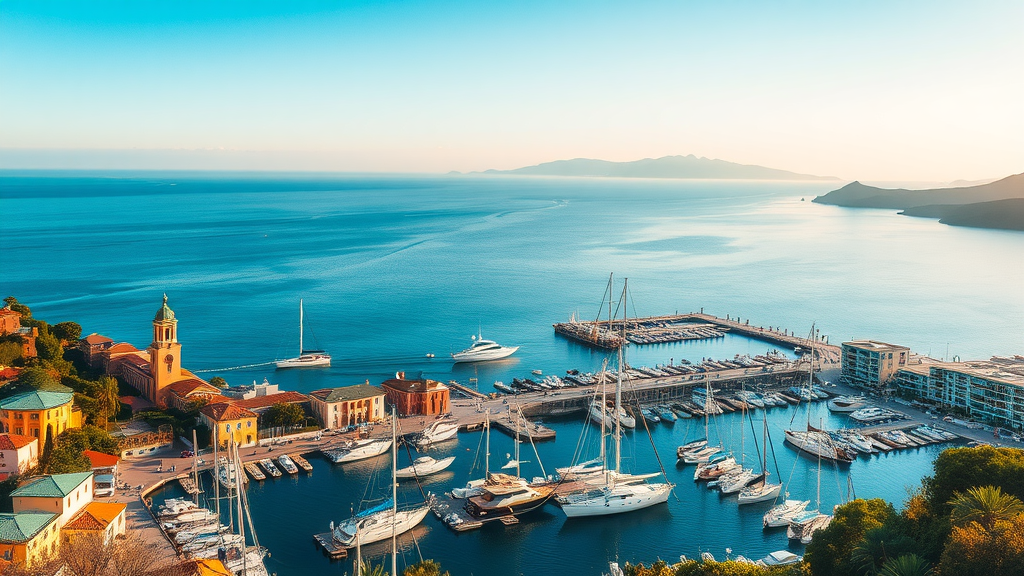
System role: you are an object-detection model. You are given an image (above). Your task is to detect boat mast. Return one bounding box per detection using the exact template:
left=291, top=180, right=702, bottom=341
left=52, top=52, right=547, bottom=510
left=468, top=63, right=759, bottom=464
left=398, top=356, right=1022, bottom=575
left=299, top=299, right=304, bottom=355
left=391, top=406, right=398, bottom=576
left=806, top=322, right=815, bottom=430
left=233, top=442, right=248, bottom=575
left=484, top=409, right=490, bottom=479
left=191, top=429, right=199, bottom=505
left=762, top=417, right=768, bottom=476
left=213, top=425, right=221, bottom=518
left=514, top=412, right=521, bottom=478
left=614, top=278, right=627, bottom=478
left=600, top=366, right=607, bottom=482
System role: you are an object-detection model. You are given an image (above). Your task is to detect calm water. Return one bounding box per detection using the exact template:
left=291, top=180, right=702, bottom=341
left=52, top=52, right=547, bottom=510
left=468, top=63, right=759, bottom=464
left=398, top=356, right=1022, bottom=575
left=2, top=172, right=1023, bottom=574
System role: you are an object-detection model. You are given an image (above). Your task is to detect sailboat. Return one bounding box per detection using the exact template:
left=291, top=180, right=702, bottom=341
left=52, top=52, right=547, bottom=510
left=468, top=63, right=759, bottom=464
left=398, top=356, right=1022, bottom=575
left=738, top=417, right=783, bottom=504
left=558, top=278, right=674, bottom=517
left=678, top=382, right=718, bottom=464
left=330, top=408, right=430, bottom=548
left=787, top=418, right=833, bottom=543
left=276, top=299, right=331, bottom=368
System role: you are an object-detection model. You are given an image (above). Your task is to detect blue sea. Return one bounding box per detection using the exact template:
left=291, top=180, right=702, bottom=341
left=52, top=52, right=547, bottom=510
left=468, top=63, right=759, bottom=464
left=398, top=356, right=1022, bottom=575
left=2, top=171, right=1023, bottom=575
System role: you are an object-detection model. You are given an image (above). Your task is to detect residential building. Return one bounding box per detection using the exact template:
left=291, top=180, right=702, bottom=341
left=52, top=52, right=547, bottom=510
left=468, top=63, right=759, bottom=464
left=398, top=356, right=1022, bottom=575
left=222, top=378, right=279, bottom=400
left=228, top=391, right=308, bottom=417
left=0, top=512, right=60, bottom=568
left=12, top=472, right=94, bottom=528
left=0, top=308, right=19, bottom=336
left=309, top=384, right=386, bottom=429
left=62, top=501, right=127, bottom=545
left=0, top=434, right=39, bottom=479
left=112, top=295, right=214, bottom=408
left=896, top=355, right=1024, bottom=430
left=83, top=450, right=119, bottom=497
left=0, top=390, right=82, bottom=442
left=78, top=333, right=114, bottom=367
left=199, top=403, right=258, bottom=448
left=166, top=379, right=224, bottom=411
left=841, top=340, right=910, bottom=389
left=380, top=372, right=450, bottom=417
left=0, top=309, right=38, bottom=360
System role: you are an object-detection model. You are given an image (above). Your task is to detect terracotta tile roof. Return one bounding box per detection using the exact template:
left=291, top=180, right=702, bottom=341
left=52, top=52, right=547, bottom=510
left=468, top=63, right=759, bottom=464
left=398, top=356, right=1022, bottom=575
left=119, top=396, right=155, bottom=411
left=310, top=385, right=385, bottom=403
left=0, top=309, right=20, bottom=318
left=83, top=334, right=113, bottom=345
left=381, top=377, right=448, bottom=394
left=64, top=502, right=125, bottom=532
left=106, top=343, right=140, bottom=354
left=229, top=391, right=308, bottom=411
left=83, top=450, right=119, bottom=468
left=167, top=379, right=219, bottom=397
left=200, top=402, right=257, bottom=422
left=0, top=434, right=37, bottom=451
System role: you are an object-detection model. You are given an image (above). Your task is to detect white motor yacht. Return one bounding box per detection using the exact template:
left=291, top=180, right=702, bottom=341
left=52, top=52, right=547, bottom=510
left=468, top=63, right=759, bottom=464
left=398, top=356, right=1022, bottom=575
left=827, top=395, right=868, bottom=413
left=323, top=438, right=393, bottom=464
left=395, top=456, right=456, bottom=478
left=415, top=420, right=460, bottom=447
left=451, top=333, right=519, bottom=363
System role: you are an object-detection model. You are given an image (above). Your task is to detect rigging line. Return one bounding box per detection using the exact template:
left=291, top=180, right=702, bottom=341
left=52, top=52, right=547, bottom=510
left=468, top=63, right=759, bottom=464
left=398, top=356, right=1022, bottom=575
left=567, top=384, right=601, bottom=469
left=396, top=418, right=428, bottom=502
left=622, top=368, right=675, bottom=500
left=514, top=400, right=546, bottom=478
left=765, top=419, right=784, bottom=500
left=466, top=418, right=486, bottom=477
left=747, top=408, right=763, bottom=470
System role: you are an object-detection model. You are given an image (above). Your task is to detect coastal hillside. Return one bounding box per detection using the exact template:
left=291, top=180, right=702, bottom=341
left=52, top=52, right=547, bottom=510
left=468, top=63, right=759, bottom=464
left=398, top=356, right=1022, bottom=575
left=474, top=154, right=837, bottom=181
left=901, top=198, right=1024, bottom=232
left=812, top=172, right=1024, bottom=209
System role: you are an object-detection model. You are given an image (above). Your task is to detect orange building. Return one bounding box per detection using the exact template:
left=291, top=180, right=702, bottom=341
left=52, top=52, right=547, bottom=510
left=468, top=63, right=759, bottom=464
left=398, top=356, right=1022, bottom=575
left=380, top=372, right=450, bottom=416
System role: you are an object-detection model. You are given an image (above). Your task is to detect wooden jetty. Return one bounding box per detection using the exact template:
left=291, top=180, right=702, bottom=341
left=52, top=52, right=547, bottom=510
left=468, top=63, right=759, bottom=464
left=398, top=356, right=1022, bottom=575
left=178, top=476, right=200, bottom=495
left=491, top=417, right=556, bottom=442
left=447, top=381, right=487, bottom=400
left=291, top=454, right=313, bottom=472
left=243, top=462, right=266, bottom=481
left=313, top=532, right=347, bottom=559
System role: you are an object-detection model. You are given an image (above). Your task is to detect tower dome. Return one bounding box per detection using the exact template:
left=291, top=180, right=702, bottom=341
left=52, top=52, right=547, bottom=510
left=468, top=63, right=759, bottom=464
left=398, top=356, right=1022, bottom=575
left=154, top=294, right=176, bottom=322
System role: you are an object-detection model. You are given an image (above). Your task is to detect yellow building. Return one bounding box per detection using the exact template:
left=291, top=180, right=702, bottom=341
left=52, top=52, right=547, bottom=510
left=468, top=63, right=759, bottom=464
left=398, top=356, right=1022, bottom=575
left=0, top=511, right=61, bottom=568
left=12, top=472, right=94, bottom=528
left=309, top=384, right=386, bottom=429
left=62, top=501, right=127, bottom=546
left=0, top=390, right=82, bottom=443
left=118, top=295, right=212, bottom=408
left=199, top=403, right=258, bottom=448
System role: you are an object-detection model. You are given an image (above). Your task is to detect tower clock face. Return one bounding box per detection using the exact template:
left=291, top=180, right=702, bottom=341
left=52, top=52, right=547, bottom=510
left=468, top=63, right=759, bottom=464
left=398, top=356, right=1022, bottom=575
left=164, top=354, right=174, bottom=364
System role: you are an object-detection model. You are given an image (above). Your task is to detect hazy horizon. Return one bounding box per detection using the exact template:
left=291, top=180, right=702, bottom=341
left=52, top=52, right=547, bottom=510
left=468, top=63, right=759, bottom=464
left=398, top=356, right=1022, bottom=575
left=2, top=1, right=1022, bottom=181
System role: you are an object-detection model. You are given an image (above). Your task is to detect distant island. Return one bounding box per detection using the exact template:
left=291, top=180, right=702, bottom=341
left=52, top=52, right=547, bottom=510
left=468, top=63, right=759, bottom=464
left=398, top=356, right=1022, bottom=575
left=812, top=172, right=1024, bottom=232
left=461, top=154, right=838, bottom=181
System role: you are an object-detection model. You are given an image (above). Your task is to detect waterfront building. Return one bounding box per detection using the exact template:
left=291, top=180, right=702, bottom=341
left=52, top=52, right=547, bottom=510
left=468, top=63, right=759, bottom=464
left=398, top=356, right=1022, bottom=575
left=0, top=390, right=82, bottom=442
left=12, top=472, right=94, bottom=528
left=166, top=379, right=224, bottom=411
left=0, top=434, right=38, bottom=479
left=0, top=511, right=60, bottom=568
left=227, top=391, right=308, bottom=417
left=309, top=384, right=386, bottom=429
left=0, top=307, right=37, bottom=359
left=199, top=403, right=258, bottom=448
left=222, top=378, right=280, bottom=400
left=111, top=295, right=214, bottom=408
left=896, top=355, right=1024, bottom=430
left=62, top=501, right=127, bottom=545
left=78, top=333, right=114, bottom=367
left=381, top=372, right=450, bottom=417
left=841, top=340, right=910, bottom=389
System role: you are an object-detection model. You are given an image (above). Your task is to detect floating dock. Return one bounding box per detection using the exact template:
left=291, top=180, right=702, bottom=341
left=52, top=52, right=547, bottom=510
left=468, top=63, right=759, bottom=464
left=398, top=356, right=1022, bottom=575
left=313, top=532, right=348, bottom=559
left=291, top=454, right=313, bottom=472
left=178, top=476, right=200, bottom=495
left=491, top=416, right=556, bottom=442
left=243, top=462, right=266, bottom=481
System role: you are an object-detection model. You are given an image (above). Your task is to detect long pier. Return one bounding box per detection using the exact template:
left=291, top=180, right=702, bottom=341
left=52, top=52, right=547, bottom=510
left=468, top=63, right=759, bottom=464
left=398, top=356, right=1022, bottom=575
left=554, top=311, right=840, bottom=361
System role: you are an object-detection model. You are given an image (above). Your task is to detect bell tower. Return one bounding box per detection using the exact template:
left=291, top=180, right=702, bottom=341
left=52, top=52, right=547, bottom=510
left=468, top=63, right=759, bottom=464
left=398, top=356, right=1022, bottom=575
left=150, top=294, right=182, bottom=401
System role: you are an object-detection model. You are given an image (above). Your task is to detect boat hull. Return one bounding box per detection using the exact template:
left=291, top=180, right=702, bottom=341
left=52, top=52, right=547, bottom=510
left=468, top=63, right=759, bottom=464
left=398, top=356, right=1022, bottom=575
left=324, top=439, right=393, bottom=463
left=275, top=354, right=331, bottom=368
left=451, top=346, right=520, bottom=363
left=333, top=506, right=430, bottom=548
left=561, top=483, right=673, bottom=517
left=395, top=456, right=456, bottom=478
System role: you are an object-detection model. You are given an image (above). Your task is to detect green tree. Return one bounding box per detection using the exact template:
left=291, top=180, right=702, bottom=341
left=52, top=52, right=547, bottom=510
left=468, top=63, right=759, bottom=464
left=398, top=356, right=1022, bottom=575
left=849, top=524, right=918, bottom=576
left=263, top=402, right=305, bottom=428
left=208, top=376, right=228, bottom=389
left=949, top=485, right=1024, bottom=530
left=403, top=560, right=449, bottom=576
left=47, top=442, right=91, bottom=474
left=805, top=498, right=895, bottom=576
left=0, top=341, right=21, bottom=366
left=877, top=555, right=931, bottom=576
left=34, top=328, right=63, bottom=361
left=923, top=446, right=1024, bottom=516
left=74, top=393, right=100, bottom=424
left=94, top=375, right=122, bottom=427
left=51, top=321, right=82, bottom=343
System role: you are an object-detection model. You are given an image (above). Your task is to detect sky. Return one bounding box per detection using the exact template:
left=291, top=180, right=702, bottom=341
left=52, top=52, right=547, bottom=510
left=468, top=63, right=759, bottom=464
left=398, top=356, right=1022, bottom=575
left=1, top=0, right=1022, bottom=181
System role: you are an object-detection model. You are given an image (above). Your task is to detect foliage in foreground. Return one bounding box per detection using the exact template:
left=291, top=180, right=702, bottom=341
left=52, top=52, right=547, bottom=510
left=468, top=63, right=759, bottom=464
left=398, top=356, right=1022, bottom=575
left=625, top=559, right=804, bottom=576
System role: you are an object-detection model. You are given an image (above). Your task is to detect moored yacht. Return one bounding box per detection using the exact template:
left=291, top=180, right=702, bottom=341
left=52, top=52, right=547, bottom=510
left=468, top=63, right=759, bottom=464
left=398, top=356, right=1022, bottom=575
left=451, top=332, right=519, bottom=363
left=827, top=395, right=868, bottom=413
left=323, top=438, right=393, bottom=463
left=276, top=299, right=331, bottom=368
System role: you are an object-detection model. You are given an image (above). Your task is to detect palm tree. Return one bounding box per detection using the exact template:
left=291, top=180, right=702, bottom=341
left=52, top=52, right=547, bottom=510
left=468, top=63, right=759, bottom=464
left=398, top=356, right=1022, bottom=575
left=850, top=525, right=917, bottom=575
left=402, top=560, right=448, bottom=576
left=95, top=376, right=121, bottom=428
left=949, top=485, right=1024, bottom=530
left=878, top=554, right=932, bottom=576
left=359, top=562, right=389, bottom=576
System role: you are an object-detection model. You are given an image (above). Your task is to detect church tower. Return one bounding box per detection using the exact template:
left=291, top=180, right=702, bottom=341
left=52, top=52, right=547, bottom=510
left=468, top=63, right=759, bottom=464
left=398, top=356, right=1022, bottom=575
left=150, top=294, right=182, bottom=403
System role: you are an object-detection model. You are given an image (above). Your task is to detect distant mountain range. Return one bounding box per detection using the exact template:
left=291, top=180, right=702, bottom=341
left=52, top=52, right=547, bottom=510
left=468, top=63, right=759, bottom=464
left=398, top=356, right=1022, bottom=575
left=813, top=172, right=1024, bottom=232
left=464, top=155, right=837, bottom=181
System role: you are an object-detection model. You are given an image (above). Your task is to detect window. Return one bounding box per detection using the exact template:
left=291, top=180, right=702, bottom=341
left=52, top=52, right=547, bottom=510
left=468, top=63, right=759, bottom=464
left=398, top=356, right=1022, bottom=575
left=236, top=423, right=241, bottom=430
left=246, top=421, right=251, bottom=428
left=225, top=424, right=230, bottom=433
left=30, top=414, right=39, bottom=420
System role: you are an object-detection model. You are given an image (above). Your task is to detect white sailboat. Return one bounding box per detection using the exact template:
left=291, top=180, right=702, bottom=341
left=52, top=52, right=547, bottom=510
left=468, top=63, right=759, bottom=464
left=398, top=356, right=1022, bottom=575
left=331, top=407, right=430, bottom=548
left=559, top=278, right=673, bottom=517
left=276, top=299, right=331, bottom=368
left=738, top=417, right=783, bottom=504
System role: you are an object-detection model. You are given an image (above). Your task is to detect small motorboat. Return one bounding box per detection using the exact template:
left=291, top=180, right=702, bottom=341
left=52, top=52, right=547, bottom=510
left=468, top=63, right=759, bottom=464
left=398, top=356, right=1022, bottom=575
left=395, top=456, right=456, bottom=479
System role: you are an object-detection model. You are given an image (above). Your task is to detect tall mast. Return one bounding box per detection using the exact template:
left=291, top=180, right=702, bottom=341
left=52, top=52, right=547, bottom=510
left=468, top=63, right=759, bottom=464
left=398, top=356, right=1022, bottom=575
left=191, top=429, right=199, bottom=505
left=600, top=368, right=607, bottom=475
left=484, top=409, right=490, bottom=478
left=806, top=322, right=815, bottom=430
left=213, top=424, right=221, bottom=519
left=299, top=299, right=304, bottom=355
left=514, top=412, right=521, bottom=478
left=614, top=278, right=627, bottom=477
left=607, top=273, right=614, bottom=330
left=762, top=417, right=768, bottom=475
left=233, top=442, right=248, bottom=575
left=816, top=418, right=823, bottom=512
left=391, top=407, right=398, bottom=576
